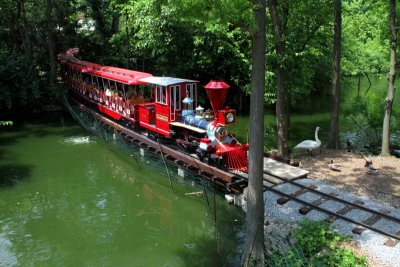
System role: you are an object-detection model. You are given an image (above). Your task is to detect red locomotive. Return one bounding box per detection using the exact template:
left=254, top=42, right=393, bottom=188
left=58, top=49, right=249, bottom=171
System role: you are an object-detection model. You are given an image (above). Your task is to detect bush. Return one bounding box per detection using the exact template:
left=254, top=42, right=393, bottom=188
left=295, top=219, right=367, bottom=267
left=265, top=219, right=368, bottom=267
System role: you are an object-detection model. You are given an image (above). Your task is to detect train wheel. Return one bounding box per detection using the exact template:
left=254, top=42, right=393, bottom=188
left=196, top=149, right=205, bottom=161
left=209, top=154, right=222, bottom=168
left=176, top=130, right=193, bottom=152
left=122, top=119, right=131, bottom=129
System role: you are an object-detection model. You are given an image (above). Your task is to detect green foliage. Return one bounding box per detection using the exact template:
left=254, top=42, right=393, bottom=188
left=265, top=0, right=334, bottom=109
left=265, top=219, right=368, bottom=267
left=342, top=93, right=383, bottom=135
left=267, top=241, right=308, bottom=267
left=342, top=0, right=390, bottom=76
left=295, top=219, right=367, bottom=267
left=295, top=219, right=347, bottom=257
left=0, top=49, right=41, bottom=111
left=114, top=0, right=252, bottom=83
left=341, top=75, right=400, bottom=146
left=0, top=0, right=396, bottom=124
left=0, top=0, right=80, bottom=112
left=0, top=121, right=13, bottom=126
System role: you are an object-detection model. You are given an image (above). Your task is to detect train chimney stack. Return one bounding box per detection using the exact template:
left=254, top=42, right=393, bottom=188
left=204, top=80, right=230, bottom=117
left=204, top=80, right=236, bottom=125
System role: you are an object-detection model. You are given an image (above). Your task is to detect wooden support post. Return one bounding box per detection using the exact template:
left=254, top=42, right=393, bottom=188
left=178, top=167, right=185, bottom=178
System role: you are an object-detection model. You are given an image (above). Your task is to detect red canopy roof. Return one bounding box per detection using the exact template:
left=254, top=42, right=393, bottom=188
left=67, top=61, right=100, bottom=72
left=89, top=66, right=153, bottom=85
left=59, top=49, right=153, bottom=85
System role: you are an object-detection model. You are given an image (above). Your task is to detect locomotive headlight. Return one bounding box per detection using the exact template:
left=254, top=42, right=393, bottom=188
left=226, top=112, right=235, bottom=123
left=215, top=126, right=229, bottom=140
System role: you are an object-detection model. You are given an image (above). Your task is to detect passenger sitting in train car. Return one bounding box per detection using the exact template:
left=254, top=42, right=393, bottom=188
left=137, top=89, right=144, bottom=100
left=83, top=76, right=90, bottom=85
left=105, top=87, right=112, bottom=97
left=118, top=90, right=124, bottom=98
left=126, top=88, right=135, bottom=100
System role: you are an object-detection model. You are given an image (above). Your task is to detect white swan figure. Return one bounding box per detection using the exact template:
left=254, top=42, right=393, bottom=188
left=294, top=127, right=321, bottom=156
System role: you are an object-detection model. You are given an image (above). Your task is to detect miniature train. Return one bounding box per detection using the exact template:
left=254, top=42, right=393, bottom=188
left=58, top=49, right=249, bottom=171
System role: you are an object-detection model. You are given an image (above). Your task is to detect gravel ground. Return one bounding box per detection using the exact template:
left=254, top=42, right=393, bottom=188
left=240, top=149, right=400, bottom=266
left=292, top=149, right=400, bottom=208
left=292, top=150, right=400, bottom=266
left=261, top=179, right=400, bottom=267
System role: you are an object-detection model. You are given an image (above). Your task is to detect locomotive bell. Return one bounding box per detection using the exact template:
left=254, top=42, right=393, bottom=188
left=195, top=105, right=204, bottom=116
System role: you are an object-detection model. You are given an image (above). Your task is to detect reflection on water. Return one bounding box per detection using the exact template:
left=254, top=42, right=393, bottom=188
left=0, top=114, right=244, bottom=266
left=0, top=233, right=17, bottom=266
left=62, top=135, right=93, bottom=144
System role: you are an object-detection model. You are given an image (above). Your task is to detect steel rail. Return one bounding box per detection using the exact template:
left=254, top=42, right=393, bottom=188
left=263, top=184, right=400, bottom=241
left=263, top=172, right=400, bottom=225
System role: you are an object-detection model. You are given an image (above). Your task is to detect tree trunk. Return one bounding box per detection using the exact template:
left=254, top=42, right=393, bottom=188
left=381, top=0, right=396, bottom=156
left=20, top=0, right=33, bottom=67
left=111, top=10, right=120, bottom=34
left=89, top=0, right=109, bottom=39
left=268, top=0, right=289, bottom=158
left=276, top=66, right=288, bottom=158
left=46, top=0, right=56, bottom=88
left=240, top=0, right=266, bottom=266
left=327, top=0, right=342, bottom=149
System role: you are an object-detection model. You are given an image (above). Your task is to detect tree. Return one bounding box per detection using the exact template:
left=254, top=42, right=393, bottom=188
left=241, top=0, right=266, bottom=266
left=264, top=0, right=334, bottom=156
left=381, top=0, right=396, bottom=156
left=327, top=0, right=342, bottom=149
left=46, top=0, right=56, bottom=89
left=267, top=0, right=289, bottom=158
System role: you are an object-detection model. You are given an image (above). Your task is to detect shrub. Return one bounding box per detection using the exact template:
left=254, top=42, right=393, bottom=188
left=265, top=219, right=368, bottom=267
left=294, top=219, right=367, bottom=267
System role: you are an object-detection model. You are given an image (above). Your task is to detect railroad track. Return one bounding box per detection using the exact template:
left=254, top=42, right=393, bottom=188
left=262, top=173, right=400, bottom=246
left=69, top=98, right=248, bottom=193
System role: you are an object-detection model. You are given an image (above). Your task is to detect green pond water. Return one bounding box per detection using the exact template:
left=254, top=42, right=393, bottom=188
left=0, top=114, right=244, bottom=266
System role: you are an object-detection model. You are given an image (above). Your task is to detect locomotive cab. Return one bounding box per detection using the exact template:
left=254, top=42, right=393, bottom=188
left=138, top=76, right=199, bottom=137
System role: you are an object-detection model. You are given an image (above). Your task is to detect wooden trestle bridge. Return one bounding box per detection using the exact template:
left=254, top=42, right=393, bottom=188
left=78, top=101, right=309, bottom=194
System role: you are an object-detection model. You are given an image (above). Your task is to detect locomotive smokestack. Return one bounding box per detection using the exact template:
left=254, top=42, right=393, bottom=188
left=204, top=80, right=230, bottom=117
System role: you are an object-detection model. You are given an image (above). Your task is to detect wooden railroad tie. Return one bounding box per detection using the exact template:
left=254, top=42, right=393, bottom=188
left=165, top=155, right=175, bottom=161
left=277, top=185, right=318, bottom=205
left=299, top=192, right=338, bottom=215
left=384, top=231, right=400, bottom=247
left=186, top=165, right=198, bottom=172
left=324, top=200, right=364, bottom=223
left=174, top=159, right=185, bottom=166
left=131, top=139, right=140, bottom=144
left=138, top=142, right=147, bottom=148
left=352, top=209, right=390, bottom=235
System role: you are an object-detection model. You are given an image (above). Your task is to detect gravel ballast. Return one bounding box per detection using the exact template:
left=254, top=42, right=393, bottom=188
left=245, top=178, right=400, bottom=267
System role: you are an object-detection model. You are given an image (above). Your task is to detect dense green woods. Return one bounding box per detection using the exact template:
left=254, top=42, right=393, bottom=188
left=0, top=0, right=395, bottom=109
left=0, top=0, right=398, bottom=149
